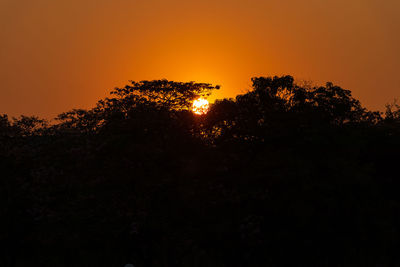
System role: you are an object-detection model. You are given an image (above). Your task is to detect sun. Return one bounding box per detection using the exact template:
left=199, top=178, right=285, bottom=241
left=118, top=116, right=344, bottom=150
left=192, top=98, right=209, bottom=115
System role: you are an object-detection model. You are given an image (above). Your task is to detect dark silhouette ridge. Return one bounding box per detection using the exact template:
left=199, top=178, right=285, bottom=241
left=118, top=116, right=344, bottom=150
left=0, top=76, right=399, bottom=266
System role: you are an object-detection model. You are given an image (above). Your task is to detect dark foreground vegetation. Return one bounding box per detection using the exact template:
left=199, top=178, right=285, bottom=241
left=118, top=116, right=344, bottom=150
left=1, top=76, right=400, bottom=266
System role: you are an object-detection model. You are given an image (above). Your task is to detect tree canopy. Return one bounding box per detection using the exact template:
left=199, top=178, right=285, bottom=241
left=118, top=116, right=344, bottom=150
left=0, top=75, right=399, bottom=266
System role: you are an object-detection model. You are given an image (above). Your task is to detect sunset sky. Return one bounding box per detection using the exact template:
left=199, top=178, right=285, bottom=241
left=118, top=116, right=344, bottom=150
left=1, top=0, right=399, bottom=118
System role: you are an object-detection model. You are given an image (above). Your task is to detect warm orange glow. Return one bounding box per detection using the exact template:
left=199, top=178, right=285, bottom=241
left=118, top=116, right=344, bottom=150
left=192, top=98, right=209, bottom=115
left=0, top=0, right=398, bottom=117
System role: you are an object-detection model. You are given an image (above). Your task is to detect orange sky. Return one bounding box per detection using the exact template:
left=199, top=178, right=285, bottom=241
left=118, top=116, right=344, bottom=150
left=1, top=0, right=399, bottom=118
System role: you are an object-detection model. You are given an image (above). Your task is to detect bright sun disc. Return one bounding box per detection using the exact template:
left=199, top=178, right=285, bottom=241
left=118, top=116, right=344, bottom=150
left=192, top=98, right=209, bottom=115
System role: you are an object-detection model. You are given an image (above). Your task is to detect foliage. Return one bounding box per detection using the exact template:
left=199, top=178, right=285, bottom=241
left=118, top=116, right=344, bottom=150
left=0, top=76, right=399, bottom=266
left=109, top=79, right=218, bottom=111
left=385, top=99, right=400, bottom=122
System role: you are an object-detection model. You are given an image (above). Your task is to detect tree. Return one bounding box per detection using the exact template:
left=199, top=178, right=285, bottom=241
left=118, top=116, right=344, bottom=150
left=2, top=75, right=400, bottom=266
left=384, top=100, right=400, bottom=123
left=107, top=79, right=219, bottom=112
left=54, top=80, right=219, bottom=135
left=0, top=114, right=47, bottom=137
left=205, top=76, right=382, bottom=145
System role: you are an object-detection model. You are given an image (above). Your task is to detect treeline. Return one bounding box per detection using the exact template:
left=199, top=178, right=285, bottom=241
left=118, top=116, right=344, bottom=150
left=1, top=76, right=400, bottom=266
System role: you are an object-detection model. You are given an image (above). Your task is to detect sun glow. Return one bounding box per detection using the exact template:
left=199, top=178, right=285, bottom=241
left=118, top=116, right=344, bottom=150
left=192, top=98, right=209, bottom=115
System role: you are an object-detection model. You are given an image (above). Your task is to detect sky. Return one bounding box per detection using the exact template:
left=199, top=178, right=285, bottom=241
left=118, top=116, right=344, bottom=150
left=1, top=0, right=399, bottom=118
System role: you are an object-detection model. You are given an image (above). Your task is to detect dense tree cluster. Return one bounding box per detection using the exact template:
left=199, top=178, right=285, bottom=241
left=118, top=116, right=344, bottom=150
left=0, top=77, right=399, bottom=266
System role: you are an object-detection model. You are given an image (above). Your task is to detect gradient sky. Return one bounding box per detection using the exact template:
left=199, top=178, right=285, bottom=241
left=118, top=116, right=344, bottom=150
left=1, top=0, right=399, bottom=118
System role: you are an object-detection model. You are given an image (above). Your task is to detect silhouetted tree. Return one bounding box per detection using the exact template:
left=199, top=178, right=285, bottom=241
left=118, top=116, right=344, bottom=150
left=384, top=100, right=400, bottom=123
left=109, top=80, right=218, bottom=111
left=205, top=76, right=382, bottom=146
left=1, top=75, right=400, bottom=267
